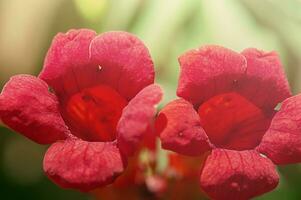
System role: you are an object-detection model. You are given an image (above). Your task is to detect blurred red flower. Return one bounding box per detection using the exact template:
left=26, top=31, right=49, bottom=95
left=157, top=45, right=301, bottom=199
left=0, top=29, right=162, bottom=191
left=93, top=150, right=208, bottom=200
left=92, top=149, right=164, bottom=200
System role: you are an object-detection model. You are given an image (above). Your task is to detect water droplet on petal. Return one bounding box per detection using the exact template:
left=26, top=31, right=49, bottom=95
left=260, top=153, right=267, bottom=158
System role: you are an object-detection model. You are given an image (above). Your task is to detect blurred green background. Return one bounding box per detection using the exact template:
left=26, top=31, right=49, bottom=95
left=0, top=0, right=301, bottom=199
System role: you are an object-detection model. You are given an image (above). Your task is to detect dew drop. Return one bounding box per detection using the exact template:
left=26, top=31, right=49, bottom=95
left=260, top=153, right=267, bottom=158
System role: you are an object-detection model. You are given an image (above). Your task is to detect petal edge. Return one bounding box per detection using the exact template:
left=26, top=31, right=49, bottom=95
left=0, top=75, right=68, bottom=144
left=200, top=149, right=279, bottom=200
left=117, top=84, right=163, bottom=156
left=44, top=139, right=126, bottom=191
left=257, top=94, right=301, bottom=164
left=157, top=98, right=212, bottom=156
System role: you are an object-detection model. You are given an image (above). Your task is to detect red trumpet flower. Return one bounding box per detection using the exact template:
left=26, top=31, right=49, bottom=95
left=0, top=29, right=162, bottom=191
left=157, top=45, right=301, bottom=199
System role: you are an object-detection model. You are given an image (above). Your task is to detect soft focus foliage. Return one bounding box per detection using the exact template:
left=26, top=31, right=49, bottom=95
left=0, top=0, right=301, bottom=199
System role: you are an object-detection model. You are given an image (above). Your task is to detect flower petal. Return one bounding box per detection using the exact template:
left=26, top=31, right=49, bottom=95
left=40, top=30, right=154, bottom=102
left=90, top=31, right=155, bottom=100
left=0, top=75, right=68, bottom=144
left=43, top=139, right=126, bottom=191
left=257, top=94, right=301, bottom=164
left=177, top=45, right=247, bottom=107
left=177, top=46, right=291, bottom=112
left=39, top=29, right=97, bottom=99
left=200, top=149, right=279, bottom=200
left=117, top=84, right=163, bottom=156
left=157, top=99, right=212, bottom=156
left=240, top=48, right=291, bottom=111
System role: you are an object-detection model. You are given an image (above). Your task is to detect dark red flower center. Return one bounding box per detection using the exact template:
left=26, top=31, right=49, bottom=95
left=65, top=85, right=127, bottom=142
left=198, top=92, right=271, bottom=150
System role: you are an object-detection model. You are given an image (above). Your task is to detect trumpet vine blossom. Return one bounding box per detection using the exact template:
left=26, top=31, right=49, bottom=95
left=0, top=29, right=162, bottom=191
left=157, top=45, right=301, bottom=200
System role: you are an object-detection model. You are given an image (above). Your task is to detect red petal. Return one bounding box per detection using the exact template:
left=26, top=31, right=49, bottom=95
left=89, top=31, right=154, bottom=100
left=257, top=94, right=301, bottom=164
left=157, top=99, right=212, bottom=156
left=40, top=30, right=154, bottom=102
left=117, top=84, right=162, bottom=156
left=43, top=139, right=126, bottom=191
left=200, top=149, right=279, bottom=200
left=39, top=29, right=97, bottom=99
left=177, top=46, right=291, bottom=112
left=177, top=45, right=247, bottom=107
left=0, top=75, right=68, bottom=144
left=240, top=48, right=291, bottom=111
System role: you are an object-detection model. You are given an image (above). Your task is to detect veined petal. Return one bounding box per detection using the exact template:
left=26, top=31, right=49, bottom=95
left=44, top=139, right=126, bottom=191
left=0, top=75, right=68, bottom=144
left=200, top=149, right=279, bottom=200
left=240, top=48, right=291, bottom=111
left=89, top=31, right=155, bottom=100
left=39, top=29, right=97, bottom=99
left=157, top=99, right=212, bottom=156
left=257, top=94, right=301, bottom=164
left=40, top=30, right=155, bottom=102
left=177, top=45, right=247, bottom=107
left=117, top=84, right=162, bottom=156
left=177, top=46, right=291, bottom=112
